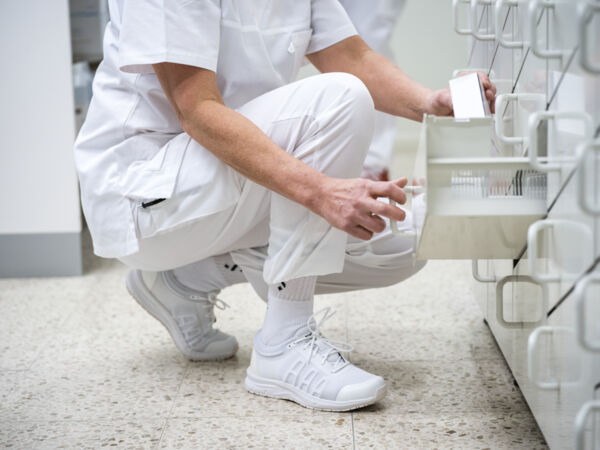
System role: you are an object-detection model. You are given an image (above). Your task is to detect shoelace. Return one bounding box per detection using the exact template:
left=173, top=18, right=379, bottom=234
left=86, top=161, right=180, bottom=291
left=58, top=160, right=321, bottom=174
left=290, top=307, right=354, bottom=372
left=176, top=292, right=230, bottom=347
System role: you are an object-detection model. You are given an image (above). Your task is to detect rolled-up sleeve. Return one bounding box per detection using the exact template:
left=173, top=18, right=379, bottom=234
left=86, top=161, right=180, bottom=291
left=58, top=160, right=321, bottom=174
left=306, top=0, right=357, bottom=54
left=118, top=0, right=221, bottom=74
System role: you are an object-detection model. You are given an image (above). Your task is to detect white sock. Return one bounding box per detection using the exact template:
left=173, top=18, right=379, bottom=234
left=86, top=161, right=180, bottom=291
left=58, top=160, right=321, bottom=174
left=172, top=254, right=245, bottom=292
left=259, top=276, right=317, bottom=347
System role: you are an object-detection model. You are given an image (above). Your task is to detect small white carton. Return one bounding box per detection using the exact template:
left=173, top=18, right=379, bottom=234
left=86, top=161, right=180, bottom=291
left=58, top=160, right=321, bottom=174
left=448, top=72, right=491, bottom=119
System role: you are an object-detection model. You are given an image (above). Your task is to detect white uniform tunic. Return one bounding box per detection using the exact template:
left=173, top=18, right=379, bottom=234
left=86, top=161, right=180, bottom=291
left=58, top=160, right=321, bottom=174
left=75, top=0, right=357, bottom=260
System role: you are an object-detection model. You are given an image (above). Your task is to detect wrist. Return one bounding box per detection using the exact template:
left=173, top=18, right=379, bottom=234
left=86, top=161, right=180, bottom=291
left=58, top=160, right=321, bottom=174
left=422, top=89, right=437, bottom=116
left=301, top=172, right=330, bottom=215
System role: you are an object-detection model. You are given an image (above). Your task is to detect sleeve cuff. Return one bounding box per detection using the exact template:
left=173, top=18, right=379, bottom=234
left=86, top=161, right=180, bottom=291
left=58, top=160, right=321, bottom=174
left=119, top=52, right=218, bottom=74
left=306, top=24, right=358, bottom=55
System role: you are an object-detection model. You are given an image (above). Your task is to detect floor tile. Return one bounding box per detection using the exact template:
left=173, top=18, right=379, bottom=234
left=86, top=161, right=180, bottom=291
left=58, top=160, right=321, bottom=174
left=3, top=329, right=187, bottom=421
left=0, top=420, right=165, bottom=449
left=354, top=358, right=526, bottom=415
left=347, top=322, right=500, bottom=363
left=159, top=416, right=353, bottom=449
left=0, top=370, right=24, bottom=416
left=353, top=411, right=548, bottom=449
left=0, top=277, right=87, bottom=370
left=345, top=260, right=501, bottom=362
left=170, top=352, right=328, bottom=419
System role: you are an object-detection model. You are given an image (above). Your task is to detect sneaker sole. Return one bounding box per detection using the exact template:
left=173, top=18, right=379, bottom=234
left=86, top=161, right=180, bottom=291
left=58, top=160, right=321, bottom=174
left=126, top=270, right=238, bottom=361
left=244, top=370, right=387, bottom=412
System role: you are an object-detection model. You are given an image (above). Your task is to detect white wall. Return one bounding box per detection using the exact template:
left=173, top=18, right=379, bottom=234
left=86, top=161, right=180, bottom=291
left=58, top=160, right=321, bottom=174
left=0, top=0, right=81, bottom=235
left=390, top=0, right=468, bottom=148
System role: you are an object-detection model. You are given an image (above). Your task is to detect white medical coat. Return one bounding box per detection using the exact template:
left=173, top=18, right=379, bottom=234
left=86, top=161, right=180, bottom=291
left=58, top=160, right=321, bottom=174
left=74, top=0, right=357, bottom=258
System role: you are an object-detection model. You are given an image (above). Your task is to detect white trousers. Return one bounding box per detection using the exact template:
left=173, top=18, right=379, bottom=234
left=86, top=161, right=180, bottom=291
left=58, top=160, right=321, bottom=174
left=120, top=73, right=425, bottom=292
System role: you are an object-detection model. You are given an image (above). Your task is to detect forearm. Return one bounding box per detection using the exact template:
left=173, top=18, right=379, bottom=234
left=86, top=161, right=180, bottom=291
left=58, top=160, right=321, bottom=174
left=351, top=50, right=434, bottom=121
left=308, top=37, right=435, bottom=122
left=181, top=99, right=326, bottom=211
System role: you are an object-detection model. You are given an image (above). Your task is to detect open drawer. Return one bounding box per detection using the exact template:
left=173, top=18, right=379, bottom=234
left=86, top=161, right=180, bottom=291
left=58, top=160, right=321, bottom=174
left=395, top=115, right=547, bottom=259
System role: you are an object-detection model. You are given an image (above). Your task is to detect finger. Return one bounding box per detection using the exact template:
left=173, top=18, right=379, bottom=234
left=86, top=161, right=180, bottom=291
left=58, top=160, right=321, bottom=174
left=393, top=177, right=408, bottom=188
left=347, top=225, right=373, bottom=241
left=357, top=213, right=387, bottom=234
left=367, top=198, right=407, bottom=222
left=369, top=181, right=407, bottom=205
left=478, top=72, right=492, bottom=89
left=486, top=90, right=496, bottom=114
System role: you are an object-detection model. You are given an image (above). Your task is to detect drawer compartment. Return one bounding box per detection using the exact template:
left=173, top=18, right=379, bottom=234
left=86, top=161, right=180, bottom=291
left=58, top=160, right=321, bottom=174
left=402, top=115, right=547, bottom=259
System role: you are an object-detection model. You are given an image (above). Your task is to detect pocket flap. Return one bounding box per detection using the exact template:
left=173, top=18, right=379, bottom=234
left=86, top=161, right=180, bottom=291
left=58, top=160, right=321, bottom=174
left=120, top=139, right=187, bottom=200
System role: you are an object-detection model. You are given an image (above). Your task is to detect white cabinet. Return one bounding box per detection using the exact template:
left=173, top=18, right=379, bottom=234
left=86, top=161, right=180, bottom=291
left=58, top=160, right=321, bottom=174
left=0, top=0, right=83, bottom=277
left=455, top=1, right=600, bottom=448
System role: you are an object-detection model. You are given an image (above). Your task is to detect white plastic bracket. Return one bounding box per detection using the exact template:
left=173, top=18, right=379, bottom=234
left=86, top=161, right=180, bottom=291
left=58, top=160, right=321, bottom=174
left=494, top=93, right=545, bottom=145
left=472, top=259, right=496, bottom=283
left=528, top=111, right=593, bottom=173
left=470, top=0, right=495, bottom=41
left=527, top=219, right=593, bottom=284
left=578, top=1, right=600, bottom=74
left=575, top=401, right=600, bottom=449
left=529, top=0, right=569, bottom=59
left=453, top=0, right=474, bottom=35
left=528, top=326, right=560, bottom=390
left=575, top=273, right=600, bottom=352
left=496, top=275, right=548, bottom=329
left=389, top=186, right=424, bottom=237
left=495, top=0, right=523, bottom=48
left=577, top=139, right=600, bottom=216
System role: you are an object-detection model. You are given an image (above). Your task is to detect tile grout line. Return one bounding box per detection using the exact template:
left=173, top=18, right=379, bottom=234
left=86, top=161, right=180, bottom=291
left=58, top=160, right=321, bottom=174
left=345, top=298, right=357, bottom=450
left=156, top=359, right=191, bottom=449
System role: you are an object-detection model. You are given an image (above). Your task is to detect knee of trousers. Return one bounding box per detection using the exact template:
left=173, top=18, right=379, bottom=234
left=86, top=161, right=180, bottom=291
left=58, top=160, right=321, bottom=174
left=310, top=73, right=376, bottom=178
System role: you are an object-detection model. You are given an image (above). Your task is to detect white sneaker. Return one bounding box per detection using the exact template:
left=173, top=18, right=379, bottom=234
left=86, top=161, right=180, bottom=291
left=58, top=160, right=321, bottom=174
left=126, top=270, right=238, bottom=360
left=245, top=308, right=386, bottom=411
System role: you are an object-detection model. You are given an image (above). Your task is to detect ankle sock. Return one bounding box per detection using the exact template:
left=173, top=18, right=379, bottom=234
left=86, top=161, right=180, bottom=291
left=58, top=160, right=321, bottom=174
left=172, top=254, right=245, bottom=293
left=259, top=276, right=317, bottom=347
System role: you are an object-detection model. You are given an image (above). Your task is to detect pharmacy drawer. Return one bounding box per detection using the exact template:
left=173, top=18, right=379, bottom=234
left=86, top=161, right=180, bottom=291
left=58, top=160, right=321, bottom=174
left=528, top=101, right=595, bottom=208
left=475, top=259, right=546, bottom=371
left=396, top=116, right=547, bottom=259
left=481, top=259, right=560, bottom=445
left=578, top=138, right=600, bottom=257
left=572, top=268, right=600, bottom=450
left=534, top=0, right=578, bottom=73
left=524, top=271, right=600, bottom=450
left=527, top=170, right=596, bottom=312
left=482, top=259, right=519, bottom=365
left=513, top=0, right=562, bottom=98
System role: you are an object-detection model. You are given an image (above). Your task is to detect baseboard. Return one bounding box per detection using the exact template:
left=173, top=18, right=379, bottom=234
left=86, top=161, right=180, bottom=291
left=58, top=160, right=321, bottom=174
left=0, top=232, right=82, bottom=278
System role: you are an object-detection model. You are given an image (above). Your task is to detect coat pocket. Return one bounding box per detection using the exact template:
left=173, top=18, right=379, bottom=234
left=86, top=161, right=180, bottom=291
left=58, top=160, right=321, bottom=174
left=131, top=134, right=243, bottom=239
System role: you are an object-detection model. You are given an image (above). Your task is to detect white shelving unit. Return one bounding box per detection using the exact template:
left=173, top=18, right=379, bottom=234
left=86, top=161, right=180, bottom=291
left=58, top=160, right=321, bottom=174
left=450, top=1, right=600, bottom=448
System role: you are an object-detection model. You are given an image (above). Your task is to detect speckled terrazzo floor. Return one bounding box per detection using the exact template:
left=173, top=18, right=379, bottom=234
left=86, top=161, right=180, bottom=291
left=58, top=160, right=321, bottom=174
left=0, top=244, right=548, bottom=449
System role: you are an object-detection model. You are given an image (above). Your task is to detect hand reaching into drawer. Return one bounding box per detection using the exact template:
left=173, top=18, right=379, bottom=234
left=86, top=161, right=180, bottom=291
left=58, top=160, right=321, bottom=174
left=313, top=177, right=409, bottom=241
left=428, top=71, right=497, bottom=117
